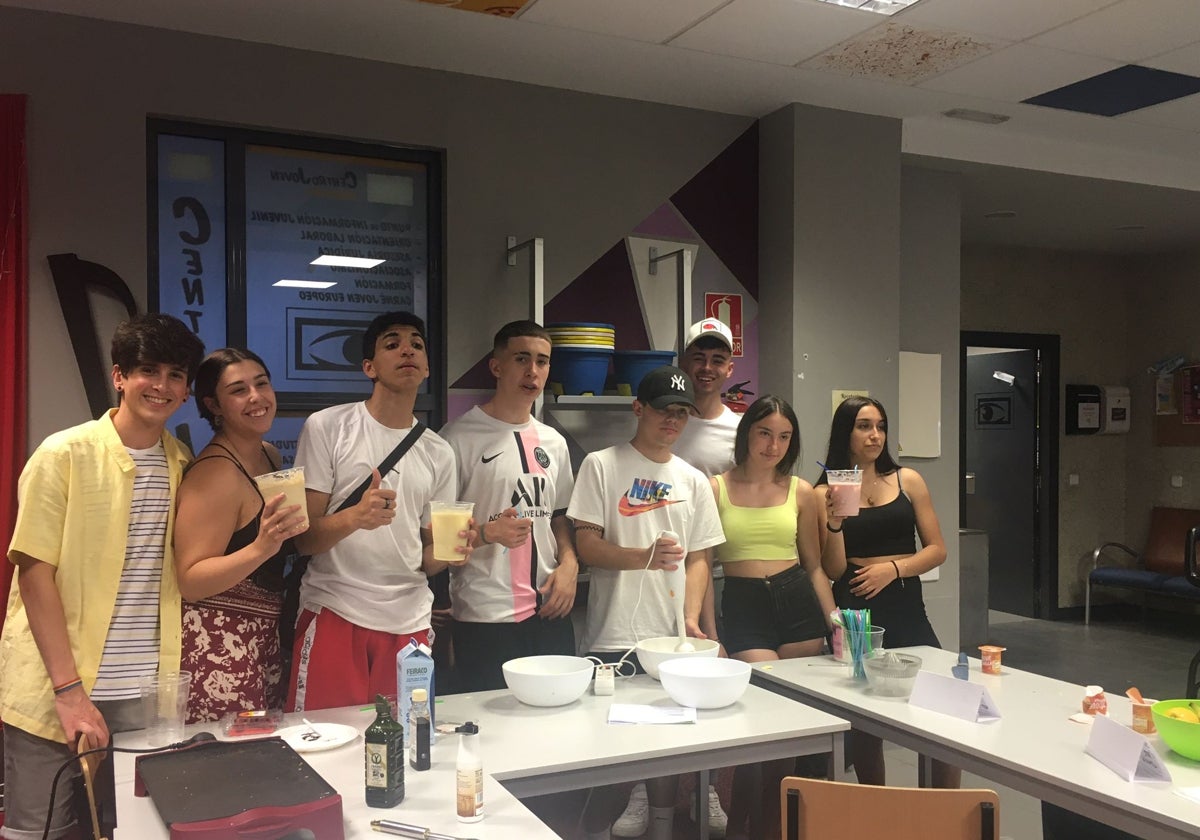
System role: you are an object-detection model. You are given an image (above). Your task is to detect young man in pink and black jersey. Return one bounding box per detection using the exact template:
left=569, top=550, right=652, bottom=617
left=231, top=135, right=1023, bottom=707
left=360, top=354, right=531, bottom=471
left=437, top=320, right=578, bottom=692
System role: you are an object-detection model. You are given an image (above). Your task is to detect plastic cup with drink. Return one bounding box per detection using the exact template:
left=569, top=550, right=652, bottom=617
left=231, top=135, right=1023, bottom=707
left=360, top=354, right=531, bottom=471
left=254, top=466, right=308, bottom=528
left=431, top=501, right=474, bottom=564
left=826, top=469, right=863, bottom=518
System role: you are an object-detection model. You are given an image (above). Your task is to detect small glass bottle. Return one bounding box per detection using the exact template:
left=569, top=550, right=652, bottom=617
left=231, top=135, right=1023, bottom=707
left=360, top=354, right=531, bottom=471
left=408, top=687, right=431, bottom=771
left=365, top=693, right=405, bottom=808
left=456, top=721, right=482, bottom=823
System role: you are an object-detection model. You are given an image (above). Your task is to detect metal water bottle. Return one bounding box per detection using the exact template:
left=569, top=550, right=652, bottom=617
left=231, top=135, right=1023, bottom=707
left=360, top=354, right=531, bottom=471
left=365, top=693, right=405, bottom=807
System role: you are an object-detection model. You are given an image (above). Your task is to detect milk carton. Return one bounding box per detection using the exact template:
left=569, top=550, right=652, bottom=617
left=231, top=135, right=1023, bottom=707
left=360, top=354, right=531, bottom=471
left=397, top=639, right=435, bottom=744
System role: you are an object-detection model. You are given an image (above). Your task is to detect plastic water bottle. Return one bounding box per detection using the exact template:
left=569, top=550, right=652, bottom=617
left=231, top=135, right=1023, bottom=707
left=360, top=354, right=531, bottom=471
left=456, top=722, right=482, bottom=822
left=408, top=688, right=431, bottom=771
left=365, top=694, right=404, bottom=807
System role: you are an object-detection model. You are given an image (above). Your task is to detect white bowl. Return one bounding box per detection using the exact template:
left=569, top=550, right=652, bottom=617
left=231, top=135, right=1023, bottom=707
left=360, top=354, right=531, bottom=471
left=658, top=658, right=751, bottom=709
left=634, top=637, right=720, bottom=680
left=502, top=655, right=594, bottom=707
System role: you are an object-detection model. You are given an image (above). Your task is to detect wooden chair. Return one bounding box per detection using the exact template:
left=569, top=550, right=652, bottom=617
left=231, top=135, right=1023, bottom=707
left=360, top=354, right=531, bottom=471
left=781, top=777, right=999, bottom=840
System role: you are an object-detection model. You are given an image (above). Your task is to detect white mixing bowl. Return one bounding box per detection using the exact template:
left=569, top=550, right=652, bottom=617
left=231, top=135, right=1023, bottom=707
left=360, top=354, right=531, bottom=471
left=502, top=655, right=594, bottom=707
left=658, top=657, right=752, bottom=709
left=634, top=636, right=720, bottom=680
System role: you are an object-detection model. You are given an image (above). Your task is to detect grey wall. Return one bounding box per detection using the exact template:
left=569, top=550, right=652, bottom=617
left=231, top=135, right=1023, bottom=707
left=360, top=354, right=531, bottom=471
left=961, top=245, right=1131, bottom=608
left=1125, top=251, right=1200, bottom=547
left=0, top=6, right=750, bottom=446
left=899, top=168, right=962, bottom=647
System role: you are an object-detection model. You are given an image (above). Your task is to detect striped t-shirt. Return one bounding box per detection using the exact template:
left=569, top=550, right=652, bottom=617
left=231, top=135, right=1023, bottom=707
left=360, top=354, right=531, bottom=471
left=91, top=443, right=168, bottom=699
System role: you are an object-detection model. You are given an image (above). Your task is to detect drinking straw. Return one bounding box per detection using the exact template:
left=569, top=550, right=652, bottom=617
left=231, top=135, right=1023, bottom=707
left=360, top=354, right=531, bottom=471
left=816, top=460, right=831, bottom=471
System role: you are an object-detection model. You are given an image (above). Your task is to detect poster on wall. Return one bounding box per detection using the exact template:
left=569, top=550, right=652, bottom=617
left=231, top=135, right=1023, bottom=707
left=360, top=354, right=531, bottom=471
left=244, top=146, right=431, bottom=408
left=1183, top=367, right=1200, bottom=424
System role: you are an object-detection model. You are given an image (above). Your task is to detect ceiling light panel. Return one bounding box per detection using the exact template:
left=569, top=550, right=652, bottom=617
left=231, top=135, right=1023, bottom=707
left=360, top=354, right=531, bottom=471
left=814, top=0, right=923, bottom=15
left=310, top=255, right=386, bottom=268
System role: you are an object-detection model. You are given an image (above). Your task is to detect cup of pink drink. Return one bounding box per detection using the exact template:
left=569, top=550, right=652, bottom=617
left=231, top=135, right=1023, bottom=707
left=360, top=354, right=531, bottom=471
left=827, top=470, right=863, bottom=518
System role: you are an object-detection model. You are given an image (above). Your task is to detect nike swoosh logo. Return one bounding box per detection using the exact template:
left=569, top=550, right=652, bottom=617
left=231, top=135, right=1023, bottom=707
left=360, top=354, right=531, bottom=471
left=481, top=452, right=502, bottom=463
left=617, top=492, right=683, bottom=516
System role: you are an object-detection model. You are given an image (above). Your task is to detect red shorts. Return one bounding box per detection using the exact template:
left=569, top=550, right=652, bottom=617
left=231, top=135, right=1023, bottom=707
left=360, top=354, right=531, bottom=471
left=287, top=607, right=431, bottom=712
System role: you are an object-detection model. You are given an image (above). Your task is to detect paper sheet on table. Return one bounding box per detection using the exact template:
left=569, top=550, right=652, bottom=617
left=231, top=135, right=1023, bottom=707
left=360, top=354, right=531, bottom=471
left=607, top=704, right=697, bottom=725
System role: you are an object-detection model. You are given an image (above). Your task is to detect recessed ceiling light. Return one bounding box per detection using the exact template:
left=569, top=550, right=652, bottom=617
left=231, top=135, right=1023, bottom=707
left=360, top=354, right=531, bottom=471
left=1115, top=224, right=1146, bottom=232
left=274, top=279, right=338, bottom=289
left=815, top=0, right=924, bottom=14
left=310, top=255, right=386, bottom=269
left=942, top=108, right=1011, bottom=125
left=983, top=210, right=1017, bottom=220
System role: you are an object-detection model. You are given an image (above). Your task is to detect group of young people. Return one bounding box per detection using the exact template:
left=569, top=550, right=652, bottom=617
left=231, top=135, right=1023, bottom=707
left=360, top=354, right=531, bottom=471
left=1, top=310, right=950, bottom=840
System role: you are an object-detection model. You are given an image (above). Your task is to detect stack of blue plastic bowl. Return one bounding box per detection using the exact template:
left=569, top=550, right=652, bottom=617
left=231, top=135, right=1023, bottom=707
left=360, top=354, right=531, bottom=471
left=613, top=350, right=676, bottom=396
left=546, top=323, right=615, bottom=396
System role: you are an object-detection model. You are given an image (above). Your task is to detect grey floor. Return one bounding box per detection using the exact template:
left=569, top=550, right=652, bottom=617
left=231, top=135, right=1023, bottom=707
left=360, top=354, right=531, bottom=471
left=875, top=610, right=1200, bottom=840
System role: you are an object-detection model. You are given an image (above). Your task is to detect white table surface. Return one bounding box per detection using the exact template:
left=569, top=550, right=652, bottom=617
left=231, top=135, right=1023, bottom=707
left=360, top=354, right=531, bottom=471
left=752, top=646, right=1200, bottom=840
left=114, top=675, right=848, bottom=839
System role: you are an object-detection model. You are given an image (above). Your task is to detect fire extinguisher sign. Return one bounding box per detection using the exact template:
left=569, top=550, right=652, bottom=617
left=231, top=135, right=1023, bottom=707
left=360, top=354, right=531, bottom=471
left=704, top=293, right=743, bottom=357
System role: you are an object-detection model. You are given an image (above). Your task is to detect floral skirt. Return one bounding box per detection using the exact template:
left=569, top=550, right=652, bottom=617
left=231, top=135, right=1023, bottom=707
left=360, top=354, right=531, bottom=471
left=182, top=579, right=285, bottom=723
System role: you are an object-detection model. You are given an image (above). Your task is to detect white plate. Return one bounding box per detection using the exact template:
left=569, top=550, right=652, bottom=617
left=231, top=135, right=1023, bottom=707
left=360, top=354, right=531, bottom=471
left=277, top=722, right=360, bottom=753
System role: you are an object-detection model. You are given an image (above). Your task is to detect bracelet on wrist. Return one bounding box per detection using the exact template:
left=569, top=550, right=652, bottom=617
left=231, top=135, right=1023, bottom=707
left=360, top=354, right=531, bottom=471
left=53, top=678, right=83, bottom=696
left=478, top=522, right=490, bottom=546
left=826, top=522, right=843, bottom=534
left=891, top=559, right=905, bottom=588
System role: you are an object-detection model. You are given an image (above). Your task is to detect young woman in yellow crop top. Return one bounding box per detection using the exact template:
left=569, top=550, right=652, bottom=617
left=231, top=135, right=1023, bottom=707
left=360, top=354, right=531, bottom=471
left=711, top=395, right=836, bottom=839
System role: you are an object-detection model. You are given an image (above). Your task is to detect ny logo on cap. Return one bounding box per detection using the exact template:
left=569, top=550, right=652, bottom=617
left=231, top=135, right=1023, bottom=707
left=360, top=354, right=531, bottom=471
left=671, top=374, right=687, bottom=391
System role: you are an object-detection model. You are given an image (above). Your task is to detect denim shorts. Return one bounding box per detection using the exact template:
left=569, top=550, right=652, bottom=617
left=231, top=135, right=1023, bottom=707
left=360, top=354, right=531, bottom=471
left=721, top=563, right=828, bottom=654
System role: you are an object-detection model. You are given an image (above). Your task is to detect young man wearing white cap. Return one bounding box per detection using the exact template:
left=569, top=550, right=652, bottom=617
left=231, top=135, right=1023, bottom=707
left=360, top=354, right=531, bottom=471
left=569, top=365, right=724, bottom=840
left=674, top=318, right=739, bottom=477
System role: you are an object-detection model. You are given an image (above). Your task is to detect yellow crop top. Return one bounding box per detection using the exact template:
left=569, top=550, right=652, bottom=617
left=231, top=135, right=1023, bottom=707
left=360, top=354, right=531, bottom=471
left=713, top=475, right=799, bottom=562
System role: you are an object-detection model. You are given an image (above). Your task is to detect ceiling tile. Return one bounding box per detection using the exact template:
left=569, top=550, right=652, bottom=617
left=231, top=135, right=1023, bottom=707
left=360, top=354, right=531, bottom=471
left=1117, top=86, right=1200, bottom=129
left=517, top=0, right=728, bottom=43
left=1029, top=0, right=1200, bottom=63
left=898, top=0, right=1120, bottom=42
left=1144, top=40, right=1200, bottom=75
left=802, top=21, right=1004, bottom=84
left=920, top=43, right=1122, bottom=103
left=669, top=0, right=883, bottom=66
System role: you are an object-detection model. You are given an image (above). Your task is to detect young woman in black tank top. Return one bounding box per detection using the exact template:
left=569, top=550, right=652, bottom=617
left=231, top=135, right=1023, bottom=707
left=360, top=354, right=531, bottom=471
left=814, top=396, right=958, bottom=789
left=173, top=348, right=308, bottom=722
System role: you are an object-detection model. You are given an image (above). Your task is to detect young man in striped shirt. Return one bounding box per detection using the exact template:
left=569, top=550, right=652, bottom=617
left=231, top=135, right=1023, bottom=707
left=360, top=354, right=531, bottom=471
left=1, top=313, right=204, bottom=840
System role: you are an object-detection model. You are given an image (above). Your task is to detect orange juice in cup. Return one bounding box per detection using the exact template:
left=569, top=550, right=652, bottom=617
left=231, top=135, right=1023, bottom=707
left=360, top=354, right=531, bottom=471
left=254, top=467, right=308, bottom=528
left=431, top=501, right=474, bottom=563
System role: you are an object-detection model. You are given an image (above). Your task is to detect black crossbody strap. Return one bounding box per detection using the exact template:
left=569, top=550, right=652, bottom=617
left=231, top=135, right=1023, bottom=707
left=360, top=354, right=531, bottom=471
left=334, top=421, right=427, bottom=513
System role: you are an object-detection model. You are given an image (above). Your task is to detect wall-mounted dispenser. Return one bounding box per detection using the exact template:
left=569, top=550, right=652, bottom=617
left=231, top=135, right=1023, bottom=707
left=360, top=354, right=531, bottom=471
left=1100, top=386, right=1131, bottom=434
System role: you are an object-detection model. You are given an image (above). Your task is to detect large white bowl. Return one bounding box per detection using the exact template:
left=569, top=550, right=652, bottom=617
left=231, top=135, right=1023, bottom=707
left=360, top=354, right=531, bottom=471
left=635, top=636, right=720, bottom=680
left=502, top=655, right=594, bottom=707
left=658, top=658, right=751, bottom=709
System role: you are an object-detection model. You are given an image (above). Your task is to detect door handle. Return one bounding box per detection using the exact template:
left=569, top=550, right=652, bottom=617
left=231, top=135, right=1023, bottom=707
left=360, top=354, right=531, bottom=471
left=965, top=473, right=976, bottom=494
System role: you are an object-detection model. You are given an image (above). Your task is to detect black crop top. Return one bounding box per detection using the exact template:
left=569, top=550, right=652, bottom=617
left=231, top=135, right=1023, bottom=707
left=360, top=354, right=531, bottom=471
left=184, top=444, right=295, bottom=593
left=841, top=472, right=918, bottom=558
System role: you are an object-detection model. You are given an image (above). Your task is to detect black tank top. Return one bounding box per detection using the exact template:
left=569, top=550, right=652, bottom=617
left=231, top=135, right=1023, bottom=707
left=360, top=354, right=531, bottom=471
left=184, top=443, right=295, bottom=592
left=841, top=471, right=918, bottom=558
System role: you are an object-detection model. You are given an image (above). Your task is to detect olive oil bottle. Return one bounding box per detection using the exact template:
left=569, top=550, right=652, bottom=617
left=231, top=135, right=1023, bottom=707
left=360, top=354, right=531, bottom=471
left=365, top=694, right=404, bottom=807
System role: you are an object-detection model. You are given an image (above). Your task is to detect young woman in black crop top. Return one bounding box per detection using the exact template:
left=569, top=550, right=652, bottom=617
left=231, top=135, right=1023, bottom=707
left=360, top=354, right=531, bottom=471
left=814, top=396, right=958, bottom=788
left=173, top=348, right=309, bottom=722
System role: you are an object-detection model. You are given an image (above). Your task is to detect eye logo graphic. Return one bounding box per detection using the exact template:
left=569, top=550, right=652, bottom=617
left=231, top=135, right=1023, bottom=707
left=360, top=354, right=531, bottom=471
left=294, top=317, right=371, bottom=373
left=974, top=394, right=1012, bottom=429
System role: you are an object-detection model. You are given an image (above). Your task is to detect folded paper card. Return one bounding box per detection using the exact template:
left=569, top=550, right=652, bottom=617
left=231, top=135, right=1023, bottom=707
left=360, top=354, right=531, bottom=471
left=607, top=704, right=697, bottom=725
left=1085, top=712, right=1172, bottom=783
left=909, top=670, right=1001, bottom=722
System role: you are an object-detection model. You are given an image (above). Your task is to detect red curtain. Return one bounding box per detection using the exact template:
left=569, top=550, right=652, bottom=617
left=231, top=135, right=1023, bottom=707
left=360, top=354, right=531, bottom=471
left=0, top=94, right=29, bottom=625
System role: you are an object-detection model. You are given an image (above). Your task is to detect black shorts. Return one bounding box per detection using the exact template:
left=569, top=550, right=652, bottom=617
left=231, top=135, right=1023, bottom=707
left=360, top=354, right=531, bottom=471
left=721, top=563, right=828, bottom=654
left=453, top=615, right=576, bottom=693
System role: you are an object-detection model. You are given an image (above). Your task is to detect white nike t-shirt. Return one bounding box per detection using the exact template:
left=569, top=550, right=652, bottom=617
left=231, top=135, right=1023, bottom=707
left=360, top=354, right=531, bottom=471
left=567, top=443, right=724, bottom=653
left=440, top=406, right=574, bottom=624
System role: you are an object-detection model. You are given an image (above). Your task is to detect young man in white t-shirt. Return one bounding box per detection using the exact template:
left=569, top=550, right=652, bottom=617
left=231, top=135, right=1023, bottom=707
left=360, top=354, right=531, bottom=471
left=289, top=311, right=462, bottom=711
left=673, top=317, right=739, bottom=476
left=438, top=320, right=578, bottom=692
left=568, top=366, right=724, bottom=840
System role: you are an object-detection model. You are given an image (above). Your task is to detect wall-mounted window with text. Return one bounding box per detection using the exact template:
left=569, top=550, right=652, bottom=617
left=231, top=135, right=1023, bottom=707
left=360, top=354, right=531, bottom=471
left=150, top=121, right=444, bottom=421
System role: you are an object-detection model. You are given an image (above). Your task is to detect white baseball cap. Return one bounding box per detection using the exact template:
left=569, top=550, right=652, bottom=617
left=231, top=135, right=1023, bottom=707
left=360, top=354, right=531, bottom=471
left=684, top=318, right=733, bottom=352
